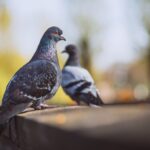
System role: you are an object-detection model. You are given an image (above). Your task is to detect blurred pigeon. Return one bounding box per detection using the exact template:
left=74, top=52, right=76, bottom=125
left=0, top=26, right=66, bottom=125
left=61, top=44, right=103, bottom=106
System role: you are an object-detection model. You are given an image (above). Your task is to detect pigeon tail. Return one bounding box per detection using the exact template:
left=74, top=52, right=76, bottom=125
left=0, top=105, right=9, bottom=134
left=0, top=102, right=30, bottom=125
left=94, top=92, right=103, bottom=105
left=77, top=85, right=103, bottom=106
left=82, top=92, right=103, bottom=106
left=88, top=86, right=103, bottom=105
left=0, top=123, right=6, bottom=135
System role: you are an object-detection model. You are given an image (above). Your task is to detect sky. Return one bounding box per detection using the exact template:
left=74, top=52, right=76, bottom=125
left=3, top=0, right=148, bottom=70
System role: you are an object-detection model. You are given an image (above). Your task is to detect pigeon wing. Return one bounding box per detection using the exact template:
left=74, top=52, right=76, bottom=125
left=62, top=66, right=94, bottom=86
left=2, top=60, right=58, bottom=105
left=62, top=66, right=94, bottom=95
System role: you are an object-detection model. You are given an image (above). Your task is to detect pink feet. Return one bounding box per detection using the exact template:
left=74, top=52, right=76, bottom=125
left=33, top=103, right=49, bottom=110
left=32, top=103, right=59, bottom=110
left=21, top=103, right=58, bottom=113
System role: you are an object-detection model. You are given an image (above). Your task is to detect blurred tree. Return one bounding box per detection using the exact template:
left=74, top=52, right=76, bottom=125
left=0, top=1, right=22, bottom=102
left=68, top=0, right=102, bottom=75
left=141, top=0, right=150, bottom=87
left=79, top=33, right=92, bottom=74
left=0, top=3, right=10, bottom=31
left=0, top=0, right=11, bottom=50
left=0, top=52, right=25, bottom=101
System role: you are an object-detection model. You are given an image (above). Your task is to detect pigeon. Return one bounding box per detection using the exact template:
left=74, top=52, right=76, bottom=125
left=61, top=44, right=103, bottom=106
left=0, top=26, right=66, bottom=125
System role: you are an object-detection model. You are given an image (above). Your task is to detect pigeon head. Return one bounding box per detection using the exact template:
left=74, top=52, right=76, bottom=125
left=44, top=26, right=66, bottom=42
left=62, top=44, right=77, bottom=55
left=62, top=44, right=80, bottom=66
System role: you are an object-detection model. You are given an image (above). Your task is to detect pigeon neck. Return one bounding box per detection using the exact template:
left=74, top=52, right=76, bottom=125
left=31, top=38, right=58, bottom=63
left=65, top=53, right=80, bottom=67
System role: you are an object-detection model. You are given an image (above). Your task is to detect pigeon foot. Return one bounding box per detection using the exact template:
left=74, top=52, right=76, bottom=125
left=33, top=103, right=49, bottom=110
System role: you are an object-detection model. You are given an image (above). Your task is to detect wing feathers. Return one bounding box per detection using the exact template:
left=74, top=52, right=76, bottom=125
left=62, top=66, right=103, bottom=105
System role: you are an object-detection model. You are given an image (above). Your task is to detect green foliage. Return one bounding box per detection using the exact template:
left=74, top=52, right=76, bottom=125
left=0, top=5, right=10, bottom=31
left=51, top=53, right=75, bottom=105
left=0, top=51, right=25, bottom=102
left=49, top=87, right=75, bottom=105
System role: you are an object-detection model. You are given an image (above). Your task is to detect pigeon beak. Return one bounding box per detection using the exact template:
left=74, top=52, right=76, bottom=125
left=61, top=50, right=66, bottom=53
left=59, top=35, right=66, bottom=41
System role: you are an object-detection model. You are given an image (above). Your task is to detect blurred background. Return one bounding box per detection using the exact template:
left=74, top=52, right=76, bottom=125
left=0, top=0, right=149, bottom=105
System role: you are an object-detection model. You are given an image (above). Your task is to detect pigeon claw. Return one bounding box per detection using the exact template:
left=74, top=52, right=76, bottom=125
left=32, top=103, right=49, bottom=110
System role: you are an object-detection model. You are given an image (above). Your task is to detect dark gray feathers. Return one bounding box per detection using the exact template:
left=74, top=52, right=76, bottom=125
left=62, top=66, right=103, bottom=106
left=0, top=26, right=65, bottom=125
left=2, top=60, right=60, bottom=106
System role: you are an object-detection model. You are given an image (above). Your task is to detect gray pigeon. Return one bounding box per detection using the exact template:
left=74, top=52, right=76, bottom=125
left=0, top=26, right=66, bottom=125
left=61, top=44, right=103, bottom=106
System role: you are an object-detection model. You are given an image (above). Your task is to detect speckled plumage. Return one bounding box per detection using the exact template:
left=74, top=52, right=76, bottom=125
left=62, top=44, right=103, bottom=106
left=0, top=26, right=65, bottom=124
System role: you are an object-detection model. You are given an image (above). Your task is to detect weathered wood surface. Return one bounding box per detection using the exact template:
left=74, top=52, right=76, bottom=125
left=1, top=104, right=150, bottom=150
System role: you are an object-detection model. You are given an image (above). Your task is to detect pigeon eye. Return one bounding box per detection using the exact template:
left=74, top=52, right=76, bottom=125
left=52, top=32, right=58, bottom=35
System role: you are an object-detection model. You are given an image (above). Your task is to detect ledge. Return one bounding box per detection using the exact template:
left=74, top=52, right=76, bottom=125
left=1, top=104, right=150, bottom=150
